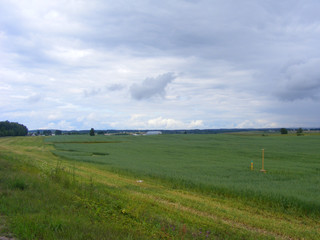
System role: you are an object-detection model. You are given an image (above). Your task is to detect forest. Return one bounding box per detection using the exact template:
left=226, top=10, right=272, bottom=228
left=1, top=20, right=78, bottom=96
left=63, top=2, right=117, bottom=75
left=0, top=121, right=28, bottom=137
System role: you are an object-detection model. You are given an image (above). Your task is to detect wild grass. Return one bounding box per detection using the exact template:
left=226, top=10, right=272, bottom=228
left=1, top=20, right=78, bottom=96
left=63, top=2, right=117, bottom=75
left=0, top=135, right=319, bottom=239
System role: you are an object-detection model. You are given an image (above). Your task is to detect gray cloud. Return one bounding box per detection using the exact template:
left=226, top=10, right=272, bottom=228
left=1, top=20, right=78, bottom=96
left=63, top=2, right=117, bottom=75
left=276, top=59, right=320, bottom=101
left=27, top=93, right=42, bottom=103
left=83, top=88, right=102, bottom=97
left=107, top=84, right=124, bottom=91
left=83, top=84, right=125, bottom=97
left=130, top=73, right=176, bottom=100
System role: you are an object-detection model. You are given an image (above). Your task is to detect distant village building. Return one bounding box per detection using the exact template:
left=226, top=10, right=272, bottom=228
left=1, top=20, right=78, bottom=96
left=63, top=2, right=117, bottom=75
left=145, top=131, right=162, bottom=135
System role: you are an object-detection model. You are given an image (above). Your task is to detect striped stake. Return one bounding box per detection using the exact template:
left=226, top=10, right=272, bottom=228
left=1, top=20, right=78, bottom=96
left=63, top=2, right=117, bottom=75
left=251, top=160, right=253, bottom=170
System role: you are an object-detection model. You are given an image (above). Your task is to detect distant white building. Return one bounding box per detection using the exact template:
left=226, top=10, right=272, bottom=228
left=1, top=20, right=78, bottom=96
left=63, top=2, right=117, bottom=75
left=145, top=131, right=162, bottom=135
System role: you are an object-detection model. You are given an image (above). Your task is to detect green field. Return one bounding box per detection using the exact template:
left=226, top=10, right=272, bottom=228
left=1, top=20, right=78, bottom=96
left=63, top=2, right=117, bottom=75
left=0, top=134, right=319, bottom=239
left=50, top=133, right=320, bottom=214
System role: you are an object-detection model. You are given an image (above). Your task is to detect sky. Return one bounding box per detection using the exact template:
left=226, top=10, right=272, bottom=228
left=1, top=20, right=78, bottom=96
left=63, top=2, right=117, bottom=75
left=1, top=0, right=320, bottom=130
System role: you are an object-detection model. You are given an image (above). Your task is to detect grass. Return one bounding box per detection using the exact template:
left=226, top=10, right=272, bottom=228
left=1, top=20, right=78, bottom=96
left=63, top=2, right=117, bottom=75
left=0, top=134, right=319, bottom=239
left=49, top=134, right=320, bottom=215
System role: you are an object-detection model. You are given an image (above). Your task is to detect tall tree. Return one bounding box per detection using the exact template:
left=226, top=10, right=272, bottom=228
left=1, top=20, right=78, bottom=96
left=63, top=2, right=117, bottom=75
left=296, top=128, right=303, bottom=136
left=90, top=128, right=95, bottom=136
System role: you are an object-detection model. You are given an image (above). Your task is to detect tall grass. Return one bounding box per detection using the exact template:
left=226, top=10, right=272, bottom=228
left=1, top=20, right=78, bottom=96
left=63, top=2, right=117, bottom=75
left=1, top=136, right=320, bottom=239
left=49, top=134, right=320, bottom=215
left=0, top=152, right=159, bottom=239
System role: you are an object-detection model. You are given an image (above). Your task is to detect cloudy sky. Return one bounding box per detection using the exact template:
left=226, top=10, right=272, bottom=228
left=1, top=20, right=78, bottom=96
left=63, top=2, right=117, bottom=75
left=1, top=0, right=320, bottom=130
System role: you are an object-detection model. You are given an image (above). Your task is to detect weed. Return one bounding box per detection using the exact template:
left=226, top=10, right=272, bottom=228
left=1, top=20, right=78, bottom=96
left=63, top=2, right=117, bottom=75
left=10, top=178, right=27, bottom=191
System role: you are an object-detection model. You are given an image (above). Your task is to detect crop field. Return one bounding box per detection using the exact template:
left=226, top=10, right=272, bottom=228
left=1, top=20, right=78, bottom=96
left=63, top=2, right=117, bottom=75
left=50, top=133, right=320, bottom=213
left=0, top=133, right=319, bottom=239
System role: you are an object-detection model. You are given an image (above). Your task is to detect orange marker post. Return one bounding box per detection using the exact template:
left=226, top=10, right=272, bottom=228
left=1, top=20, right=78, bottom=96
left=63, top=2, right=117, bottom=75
left=260, top=149, right=266, bottom=173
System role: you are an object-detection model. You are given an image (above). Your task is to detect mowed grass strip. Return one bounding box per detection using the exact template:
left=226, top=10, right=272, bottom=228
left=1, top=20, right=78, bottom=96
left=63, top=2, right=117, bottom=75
left=0, top=135, right=319, bottom=239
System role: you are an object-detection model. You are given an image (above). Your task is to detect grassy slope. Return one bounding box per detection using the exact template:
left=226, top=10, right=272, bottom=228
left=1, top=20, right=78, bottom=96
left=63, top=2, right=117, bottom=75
left=0, top=136, right=319, bottom=239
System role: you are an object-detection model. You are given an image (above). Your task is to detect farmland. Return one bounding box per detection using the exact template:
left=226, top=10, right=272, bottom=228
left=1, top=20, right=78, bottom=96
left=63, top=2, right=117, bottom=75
left=0, top=133, right=319, bottom=239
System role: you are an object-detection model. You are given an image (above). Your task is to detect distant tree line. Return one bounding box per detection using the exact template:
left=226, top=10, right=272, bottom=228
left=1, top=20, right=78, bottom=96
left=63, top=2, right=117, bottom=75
left=0, top=121, right=28, bottom=137
left=280, top=127, right=304, bottom=136
left=55, top=130, right=62, bottom=135
left=27, top=127, right=316, bottom=136
left=31, top=130, right=62, bottom=136
left=43, top=130, right=52, bottom=136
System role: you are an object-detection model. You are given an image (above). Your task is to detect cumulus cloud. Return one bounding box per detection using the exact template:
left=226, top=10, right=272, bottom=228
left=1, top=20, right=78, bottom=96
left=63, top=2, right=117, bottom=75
left=43, top=120, right=74, bottom=130
left=147, top=117, right=184, bottom=129
left=189, top=120, right=204, bottom=129
left=146, top=117, right=204, bottom=129
left=130, top=72, right=176, bottom=100
left=126, top=115, right=204, bottom=130
left=236, top=119, right=278, bottom=129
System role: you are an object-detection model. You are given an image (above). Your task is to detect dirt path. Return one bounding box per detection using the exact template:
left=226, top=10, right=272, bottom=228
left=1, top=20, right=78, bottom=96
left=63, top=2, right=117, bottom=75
left=0, top=217, right=15, bottom=240
left=0, top=237, right=15, bottom=240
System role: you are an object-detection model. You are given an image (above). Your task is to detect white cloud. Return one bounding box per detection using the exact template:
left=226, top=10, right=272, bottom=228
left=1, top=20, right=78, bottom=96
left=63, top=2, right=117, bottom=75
left=125, top=116, right=204, bottom=130
left=236, top=120, right=278, bottom=129
left=189, top=120, right=204, bottom=129
left=42, top=120, right=75, bottom=130
left=147, top=117, right=184, bottom=129
left=45, top=47, right=93, bottom=65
